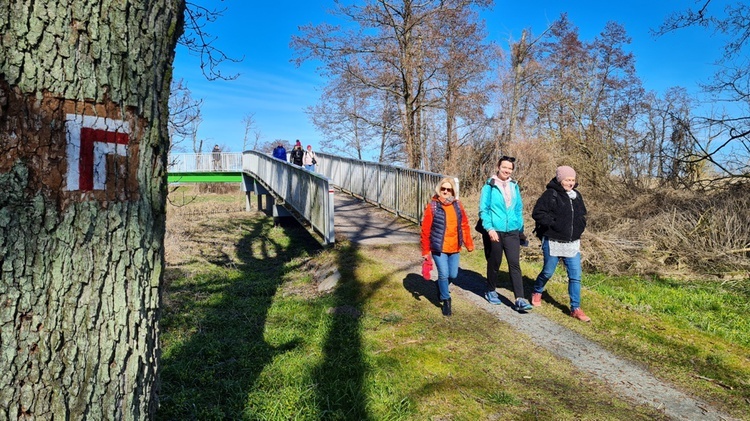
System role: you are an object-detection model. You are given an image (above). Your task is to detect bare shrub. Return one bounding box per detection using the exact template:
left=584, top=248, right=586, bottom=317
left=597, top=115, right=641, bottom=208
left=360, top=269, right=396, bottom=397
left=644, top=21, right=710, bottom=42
left=444, top=140, right=495, bottom=193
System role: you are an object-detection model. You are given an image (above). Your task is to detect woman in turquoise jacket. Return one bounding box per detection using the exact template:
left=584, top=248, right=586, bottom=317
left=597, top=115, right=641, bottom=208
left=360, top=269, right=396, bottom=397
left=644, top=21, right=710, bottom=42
left=478, top=156, right=532, bottom=312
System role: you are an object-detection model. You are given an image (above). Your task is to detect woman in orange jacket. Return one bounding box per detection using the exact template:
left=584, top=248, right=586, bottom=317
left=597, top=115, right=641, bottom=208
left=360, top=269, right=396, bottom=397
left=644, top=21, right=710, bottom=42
left=421, top=177, right=474, bottom=316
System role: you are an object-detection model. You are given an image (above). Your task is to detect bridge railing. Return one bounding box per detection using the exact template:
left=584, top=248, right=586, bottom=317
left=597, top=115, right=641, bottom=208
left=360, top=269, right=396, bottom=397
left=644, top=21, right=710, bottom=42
left=242, top=151, right=335, bottom=244
left=168, top=152, right=243, bottom=172
left=314, top=152, right=458, bottom=224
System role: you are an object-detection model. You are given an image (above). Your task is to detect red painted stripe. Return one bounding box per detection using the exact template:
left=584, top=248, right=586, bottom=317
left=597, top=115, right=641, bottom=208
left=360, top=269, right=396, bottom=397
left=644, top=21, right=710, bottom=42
left=79, top=128, right=129, bottom=191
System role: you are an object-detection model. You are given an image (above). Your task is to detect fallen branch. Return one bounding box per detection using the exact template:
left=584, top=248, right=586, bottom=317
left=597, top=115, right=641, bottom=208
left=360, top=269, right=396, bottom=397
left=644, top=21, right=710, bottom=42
left=692, top=374, right=734, bottom=390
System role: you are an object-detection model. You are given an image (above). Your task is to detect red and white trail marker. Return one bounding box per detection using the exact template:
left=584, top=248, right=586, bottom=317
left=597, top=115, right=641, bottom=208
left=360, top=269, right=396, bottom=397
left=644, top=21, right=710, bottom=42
left=65, top=114, right=131, bottom=191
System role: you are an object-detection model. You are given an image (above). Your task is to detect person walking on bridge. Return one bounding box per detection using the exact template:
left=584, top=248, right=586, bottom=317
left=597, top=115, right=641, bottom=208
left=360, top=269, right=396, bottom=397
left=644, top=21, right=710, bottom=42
left=421, top=177, right=474, bottom=316
left=290, top=140, right=304, bottom=166
left=303, top=144, right=317, bottom=172
left=478, top=155, right=533, bottom=312
left=272, top=143, right=287, bottom=161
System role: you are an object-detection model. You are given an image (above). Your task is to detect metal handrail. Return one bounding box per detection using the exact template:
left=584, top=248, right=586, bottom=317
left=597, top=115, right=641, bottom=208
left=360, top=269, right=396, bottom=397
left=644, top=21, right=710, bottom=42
left=242, top=151, right=335, bottom=244
left=313, top=152, right=458, bottom=224
left=168, top=152, right=243, bottom=173
left=167, top=151, right=457, bottom=241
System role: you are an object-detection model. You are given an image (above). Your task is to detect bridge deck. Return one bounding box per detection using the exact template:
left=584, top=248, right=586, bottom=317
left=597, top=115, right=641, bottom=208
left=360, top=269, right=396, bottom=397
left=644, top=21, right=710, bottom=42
left=333, top=193, right=420, bottom=245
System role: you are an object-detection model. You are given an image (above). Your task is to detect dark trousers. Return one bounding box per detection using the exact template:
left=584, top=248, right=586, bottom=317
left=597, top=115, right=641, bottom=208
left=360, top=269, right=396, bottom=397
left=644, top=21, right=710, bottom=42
left=485, top=231, right=524, bottom=299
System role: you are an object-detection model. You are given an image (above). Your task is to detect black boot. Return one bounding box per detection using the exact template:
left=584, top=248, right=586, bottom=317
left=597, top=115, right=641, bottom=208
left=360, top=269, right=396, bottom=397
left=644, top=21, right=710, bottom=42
left=441, top=299, right=452, bottom=316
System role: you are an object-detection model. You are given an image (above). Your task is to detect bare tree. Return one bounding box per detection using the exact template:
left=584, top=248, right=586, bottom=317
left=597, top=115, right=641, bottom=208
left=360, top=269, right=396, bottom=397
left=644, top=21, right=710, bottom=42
left=633, top=88, right=698, bottom=187
left=309, top=77, right=376, bottom=161
left=169, top=78, right=203, bottom=152
left=292, top=0, right=493, bottom=169
left=181, top=1, right=241, bottom=81
left=656, top=1, right=750, bottom=179
left=242, top=112, right=260, bottom=151
left=309, top=71, right=402, bottom=162
left=0, top=0, right=183, bottom=418
left=530, top=16, right=645, bottom=190
left=429, top=3, right=498, bottom=175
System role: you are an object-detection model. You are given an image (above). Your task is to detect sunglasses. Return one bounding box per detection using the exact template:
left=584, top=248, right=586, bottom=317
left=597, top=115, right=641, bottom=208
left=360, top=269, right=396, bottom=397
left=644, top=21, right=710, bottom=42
left=440, top=187, right=454, bottom=192
left=500, top=155, right=516, bottom=162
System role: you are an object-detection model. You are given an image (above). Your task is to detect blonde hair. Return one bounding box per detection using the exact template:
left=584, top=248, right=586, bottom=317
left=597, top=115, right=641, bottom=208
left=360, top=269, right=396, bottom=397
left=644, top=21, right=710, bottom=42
left=435, top=177, right=457, bottom=197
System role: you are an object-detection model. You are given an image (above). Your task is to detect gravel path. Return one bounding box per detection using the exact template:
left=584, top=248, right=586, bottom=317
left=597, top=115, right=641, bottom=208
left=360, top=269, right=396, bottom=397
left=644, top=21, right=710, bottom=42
left=451, top=282, right=736, bottom=421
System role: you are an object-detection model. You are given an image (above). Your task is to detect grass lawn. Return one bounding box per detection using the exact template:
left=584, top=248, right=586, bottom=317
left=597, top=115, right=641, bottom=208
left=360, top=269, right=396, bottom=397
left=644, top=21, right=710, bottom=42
left=156, top=190, right=749, bottom=420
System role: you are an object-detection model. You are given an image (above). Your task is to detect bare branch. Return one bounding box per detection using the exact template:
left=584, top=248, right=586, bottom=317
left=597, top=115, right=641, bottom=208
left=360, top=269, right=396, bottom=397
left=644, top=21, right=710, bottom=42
left=181, top=2, right=243, bottom=80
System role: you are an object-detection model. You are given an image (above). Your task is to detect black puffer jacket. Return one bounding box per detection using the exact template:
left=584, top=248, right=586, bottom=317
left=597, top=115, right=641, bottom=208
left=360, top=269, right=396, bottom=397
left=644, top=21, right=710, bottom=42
left=532, top=178, right=587, bottom=242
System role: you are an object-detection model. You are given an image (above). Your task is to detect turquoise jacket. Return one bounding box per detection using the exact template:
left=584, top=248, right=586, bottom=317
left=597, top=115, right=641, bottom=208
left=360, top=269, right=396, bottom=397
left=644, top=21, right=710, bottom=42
left=478, top=178, right=524, bottom=233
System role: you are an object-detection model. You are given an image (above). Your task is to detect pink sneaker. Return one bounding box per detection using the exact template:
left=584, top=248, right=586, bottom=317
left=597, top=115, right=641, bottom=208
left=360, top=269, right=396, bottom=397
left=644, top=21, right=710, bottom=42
left=531, top=292, right=542, bottom=307
left=570, top=308, right=591, bottom=322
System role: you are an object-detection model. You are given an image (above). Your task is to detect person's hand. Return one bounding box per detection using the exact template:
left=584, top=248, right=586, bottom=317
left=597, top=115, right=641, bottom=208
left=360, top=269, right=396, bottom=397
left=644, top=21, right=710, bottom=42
left=519, top=232, right=529, bottom=247
left=423, top=254, right=431, bottom=260
left=488, top=230, right=499, bottom=242
left=467, top=247, right=474, bottom=252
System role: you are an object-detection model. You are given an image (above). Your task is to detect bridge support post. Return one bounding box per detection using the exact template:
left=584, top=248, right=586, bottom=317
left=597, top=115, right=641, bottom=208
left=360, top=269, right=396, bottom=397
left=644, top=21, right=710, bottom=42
left=242, top=173, right=255, bottom=211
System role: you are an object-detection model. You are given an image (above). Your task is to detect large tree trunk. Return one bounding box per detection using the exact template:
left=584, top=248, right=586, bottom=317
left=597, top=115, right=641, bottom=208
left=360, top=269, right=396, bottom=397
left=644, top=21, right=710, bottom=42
left=0, top=0, right=184, bottom=419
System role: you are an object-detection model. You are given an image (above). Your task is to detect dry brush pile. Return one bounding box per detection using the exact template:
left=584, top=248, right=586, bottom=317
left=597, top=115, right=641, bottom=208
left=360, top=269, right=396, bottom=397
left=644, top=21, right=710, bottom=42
left=581, top=183, right=750, bottom=280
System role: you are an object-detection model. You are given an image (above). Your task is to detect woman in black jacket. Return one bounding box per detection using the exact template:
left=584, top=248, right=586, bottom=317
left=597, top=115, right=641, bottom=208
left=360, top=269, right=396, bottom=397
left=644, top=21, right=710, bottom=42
left=530, top=166, right=591, bottom=322
left=290, top=140, right=304, bottom=166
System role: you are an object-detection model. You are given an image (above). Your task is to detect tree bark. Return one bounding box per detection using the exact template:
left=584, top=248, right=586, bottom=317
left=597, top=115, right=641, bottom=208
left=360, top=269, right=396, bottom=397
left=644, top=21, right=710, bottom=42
left=0, top=0, right=184, bottom=419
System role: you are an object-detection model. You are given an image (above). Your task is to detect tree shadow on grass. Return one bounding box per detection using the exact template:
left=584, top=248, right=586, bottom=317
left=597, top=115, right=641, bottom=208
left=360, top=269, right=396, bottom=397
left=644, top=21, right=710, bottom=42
left=156, top=215, right=321, bottom=420
left=309, top=239, right=372, bottom=420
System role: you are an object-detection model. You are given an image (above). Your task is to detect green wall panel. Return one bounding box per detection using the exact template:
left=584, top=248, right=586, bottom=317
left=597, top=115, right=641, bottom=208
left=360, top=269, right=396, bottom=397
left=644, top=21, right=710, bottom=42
left=167, top=172, right=242, bottom=183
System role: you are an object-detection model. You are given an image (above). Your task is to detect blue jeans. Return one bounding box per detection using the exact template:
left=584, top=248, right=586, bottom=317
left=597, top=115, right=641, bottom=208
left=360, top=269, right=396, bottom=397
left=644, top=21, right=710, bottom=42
left=305, top=164, right=315, bottom=171
left=533, top=238, right=582, bottom=310
left=432, top=252, right=459, bottom=301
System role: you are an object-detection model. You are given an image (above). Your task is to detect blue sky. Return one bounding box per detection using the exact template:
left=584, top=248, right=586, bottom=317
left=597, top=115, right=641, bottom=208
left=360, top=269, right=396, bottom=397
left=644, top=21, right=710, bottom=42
left=172, top=0, right=727, bottom=154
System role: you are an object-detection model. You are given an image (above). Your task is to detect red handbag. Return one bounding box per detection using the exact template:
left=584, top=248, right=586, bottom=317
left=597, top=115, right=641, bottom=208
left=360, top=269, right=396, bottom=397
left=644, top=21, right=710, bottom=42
left=421, top=257, right=433, bottom=280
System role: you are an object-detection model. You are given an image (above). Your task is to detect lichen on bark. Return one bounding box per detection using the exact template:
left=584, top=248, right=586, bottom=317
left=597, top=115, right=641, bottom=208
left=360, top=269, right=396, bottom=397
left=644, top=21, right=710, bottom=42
left=0, top=0, right=185, bottom=419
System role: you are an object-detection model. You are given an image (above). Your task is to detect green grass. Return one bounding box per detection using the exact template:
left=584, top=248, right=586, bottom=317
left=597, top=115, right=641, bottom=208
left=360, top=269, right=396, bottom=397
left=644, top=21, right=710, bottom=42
left=488, top=249, right=750, bottom=419
left=157, top=198, right=750, bottom=420
left=588, top=274, right=750, bottom=346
